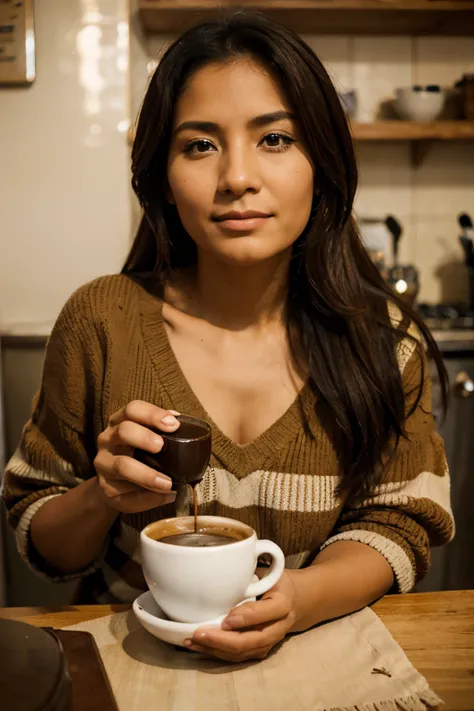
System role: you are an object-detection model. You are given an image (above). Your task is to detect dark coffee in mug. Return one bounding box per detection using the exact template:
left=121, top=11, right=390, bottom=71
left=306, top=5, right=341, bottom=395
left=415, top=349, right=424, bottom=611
left=145, top=518, right=249, bottom=547
left=141, top=515, right=285, bottom=623
left=159, top=532, right=237, bottom=547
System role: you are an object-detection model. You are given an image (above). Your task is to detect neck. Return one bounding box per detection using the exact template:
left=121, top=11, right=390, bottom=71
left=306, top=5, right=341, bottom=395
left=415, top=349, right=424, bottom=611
left=191, top=249, right=291, bottom=330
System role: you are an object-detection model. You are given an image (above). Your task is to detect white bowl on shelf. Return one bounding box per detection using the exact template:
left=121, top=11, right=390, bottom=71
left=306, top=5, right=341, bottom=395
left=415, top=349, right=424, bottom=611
left=394, top=87, right=445, bottom=122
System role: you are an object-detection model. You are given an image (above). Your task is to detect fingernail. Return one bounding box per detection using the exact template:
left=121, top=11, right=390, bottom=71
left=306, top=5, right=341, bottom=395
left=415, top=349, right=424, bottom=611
left=155, top=476, right=172, bottom=490
left=162, top=415, right=179, bottom=427
left=168, top=410, right=181, bottom=416
left=183, top=639, right=192, bottom=647
left=224, top=615, right=242, bottom=629
left=195, top=632, right=207, bottom=641
left=163, top=492, right=177, bottom=504
left=151, top=435, right=163, bottom=451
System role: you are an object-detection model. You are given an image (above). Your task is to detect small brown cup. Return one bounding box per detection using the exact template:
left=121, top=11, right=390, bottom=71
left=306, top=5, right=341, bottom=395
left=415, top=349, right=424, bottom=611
left=135, top=414, right=211, bottom=485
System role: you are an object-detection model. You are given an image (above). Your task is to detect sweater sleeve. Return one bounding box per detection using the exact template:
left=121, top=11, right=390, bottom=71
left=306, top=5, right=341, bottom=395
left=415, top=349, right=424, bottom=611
left=2, top=283, right=107, bottom=582
left=320, top=332, right=454, bottom=593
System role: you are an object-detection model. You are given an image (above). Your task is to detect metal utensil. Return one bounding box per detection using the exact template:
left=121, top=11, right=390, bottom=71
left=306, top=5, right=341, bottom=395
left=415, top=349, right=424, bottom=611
left=459, top=213, right=474, bottom=265
left=458, top=213, right=473, bottom=231
left=385, top=215, right=402, bottom=266
left=460, top=236, right=473, bottom=264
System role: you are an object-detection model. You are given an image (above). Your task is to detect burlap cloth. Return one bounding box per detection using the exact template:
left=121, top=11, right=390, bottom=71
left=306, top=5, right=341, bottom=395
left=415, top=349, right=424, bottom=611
left=65, top=605, right=441, bottom=711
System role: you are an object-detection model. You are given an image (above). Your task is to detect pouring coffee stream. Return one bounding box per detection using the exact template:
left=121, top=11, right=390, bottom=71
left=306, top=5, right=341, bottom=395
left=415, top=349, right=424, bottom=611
left=137, top=417, right=287, bottom=625
left=135, top=414, right=212, bottom=533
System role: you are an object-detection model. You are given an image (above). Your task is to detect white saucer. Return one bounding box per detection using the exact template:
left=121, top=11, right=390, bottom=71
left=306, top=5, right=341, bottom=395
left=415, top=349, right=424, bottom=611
left=133, top=586, right=256, bottom=648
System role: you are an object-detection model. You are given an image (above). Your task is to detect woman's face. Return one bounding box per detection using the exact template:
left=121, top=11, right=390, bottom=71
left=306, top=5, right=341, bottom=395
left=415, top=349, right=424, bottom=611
left=167, top=58, right=314, bottom=266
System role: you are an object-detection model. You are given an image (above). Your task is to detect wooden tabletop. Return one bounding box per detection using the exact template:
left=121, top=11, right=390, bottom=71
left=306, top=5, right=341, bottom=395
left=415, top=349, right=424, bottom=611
left=2, top=590, right=474, bottom=711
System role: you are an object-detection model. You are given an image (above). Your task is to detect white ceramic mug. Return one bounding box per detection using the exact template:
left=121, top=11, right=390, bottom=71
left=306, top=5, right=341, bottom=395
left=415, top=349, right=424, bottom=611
left=141, top=516, right=285, bottom=623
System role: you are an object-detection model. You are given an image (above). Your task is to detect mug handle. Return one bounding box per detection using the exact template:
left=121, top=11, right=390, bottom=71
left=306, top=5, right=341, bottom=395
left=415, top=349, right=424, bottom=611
left=243, top=540, right=285, bottom=599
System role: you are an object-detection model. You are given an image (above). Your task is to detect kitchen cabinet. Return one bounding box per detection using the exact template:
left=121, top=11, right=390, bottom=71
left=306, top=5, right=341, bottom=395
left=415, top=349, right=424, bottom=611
left=416, top=353, right=474, bottom=591
left=0, top=336, right=78, bottom=606
left=138, top=1, right=474, bottom=36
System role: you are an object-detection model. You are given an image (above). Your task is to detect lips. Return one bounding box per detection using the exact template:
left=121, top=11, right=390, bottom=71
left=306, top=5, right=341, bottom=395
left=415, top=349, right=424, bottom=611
left=213, top=210, right=271, bottom=222
left=212, top=210, right=272, bottom=233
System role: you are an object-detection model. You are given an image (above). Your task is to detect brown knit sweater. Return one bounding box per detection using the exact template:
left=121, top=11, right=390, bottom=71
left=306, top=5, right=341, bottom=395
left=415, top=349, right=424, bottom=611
left=2, top=275, right=454, bottom=603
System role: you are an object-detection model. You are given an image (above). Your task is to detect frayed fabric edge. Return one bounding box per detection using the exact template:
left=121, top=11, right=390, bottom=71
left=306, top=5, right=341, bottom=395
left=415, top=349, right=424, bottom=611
left=315, top=687, right=443, bottom=711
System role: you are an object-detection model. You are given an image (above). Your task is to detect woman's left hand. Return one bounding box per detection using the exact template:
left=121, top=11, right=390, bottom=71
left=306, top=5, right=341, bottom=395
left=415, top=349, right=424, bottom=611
left=184, top=571, right=299, bottom=662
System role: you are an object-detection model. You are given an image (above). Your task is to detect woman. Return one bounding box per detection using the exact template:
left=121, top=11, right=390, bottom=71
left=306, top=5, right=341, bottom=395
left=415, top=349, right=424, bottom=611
left=3, top=13, right=453, bottom=662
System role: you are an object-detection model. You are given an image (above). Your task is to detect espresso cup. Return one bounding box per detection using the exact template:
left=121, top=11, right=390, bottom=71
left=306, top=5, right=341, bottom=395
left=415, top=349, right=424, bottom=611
left=135, top=414, right=211, bottom=485
left=141, top=516, right=285, bottom=623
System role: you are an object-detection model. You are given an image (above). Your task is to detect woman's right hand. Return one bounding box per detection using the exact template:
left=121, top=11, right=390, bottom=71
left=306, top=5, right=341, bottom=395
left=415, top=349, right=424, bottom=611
left=94, top=400, right=181, bottom=514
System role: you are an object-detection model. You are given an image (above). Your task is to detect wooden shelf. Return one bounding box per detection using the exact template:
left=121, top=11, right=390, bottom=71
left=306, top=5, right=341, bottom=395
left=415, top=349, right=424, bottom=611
left=352, top=120, right=474, bottom=165
left=352, top=121, right=474, bottom=141
left=139, top=1, right=474, bottom=36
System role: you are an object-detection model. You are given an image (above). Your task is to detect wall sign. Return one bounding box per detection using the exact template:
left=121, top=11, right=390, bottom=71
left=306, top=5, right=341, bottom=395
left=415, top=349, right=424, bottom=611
left=0, top=0, right=35, bottom=85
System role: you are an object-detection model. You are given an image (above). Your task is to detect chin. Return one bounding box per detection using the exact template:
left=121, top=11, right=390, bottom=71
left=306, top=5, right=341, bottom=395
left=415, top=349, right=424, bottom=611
left=214, top=245, right=287, bottom=267
left=204, top=234, right=292, bottom=267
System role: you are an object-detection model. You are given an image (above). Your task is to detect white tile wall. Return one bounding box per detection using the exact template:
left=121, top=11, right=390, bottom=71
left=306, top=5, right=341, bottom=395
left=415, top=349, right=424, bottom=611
left=414, top=37, right=474, bottom=87
left=129, top=28, right=474, bottom=303
left=302, top=35, right=351, bottom=92
left=355, top=144, right=413, bottom=219
left=414, top=219, right=469, bottom=304
left=129, top=0, right=173, bottom=229
left=0, top=0, right=131, bottom=327
left=352, top=37, right=413, bottom=122
left=414, top=143, right=474, bottom=221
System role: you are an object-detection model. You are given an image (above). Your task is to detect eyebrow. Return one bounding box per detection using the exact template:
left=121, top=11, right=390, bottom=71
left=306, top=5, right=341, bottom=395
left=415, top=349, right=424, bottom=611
left=173, top=110, right=296, bottom=136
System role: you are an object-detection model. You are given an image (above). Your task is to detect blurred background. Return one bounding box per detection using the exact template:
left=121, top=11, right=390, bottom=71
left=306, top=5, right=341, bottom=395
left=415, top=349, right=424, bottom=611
left=1, top=1, right=473, bottom=606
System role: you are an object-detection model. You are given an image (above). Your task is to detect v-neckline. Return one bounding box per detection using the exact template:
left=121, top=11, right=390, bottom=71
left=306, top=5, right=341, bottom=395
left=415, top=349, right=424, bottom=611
left=137, top=284, right=311, bottom=474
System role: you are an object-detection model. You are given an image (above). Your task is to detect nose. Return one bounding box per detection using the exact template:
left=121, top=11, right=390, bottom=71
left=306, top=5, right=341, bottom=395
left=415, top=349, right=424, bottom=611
left=217, top=139, right=262, bottom=197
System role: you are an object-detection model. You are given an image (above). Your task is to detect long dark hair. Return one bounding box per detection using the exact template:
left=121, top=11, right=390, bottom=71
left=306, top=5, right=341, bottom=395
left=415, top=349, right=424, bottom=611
left=123, top=12, right=447, bottom=501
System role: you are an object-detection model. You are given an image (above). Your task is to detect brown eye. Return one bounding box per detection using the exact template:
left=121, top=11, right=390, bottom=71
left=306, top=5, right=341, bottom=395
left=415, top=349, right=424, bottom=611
left=260, top=133, right=295, bottom=151
left=265, top=133, right=282, bottom=146
left=183, top=139, right=216, bottom=156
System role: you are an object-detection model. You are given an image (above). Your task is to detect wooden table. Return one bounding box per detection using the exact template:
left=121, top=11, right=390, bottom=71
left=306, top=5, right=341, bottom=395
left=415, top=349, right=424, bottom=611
left=2, top=590, right=474, bottom=711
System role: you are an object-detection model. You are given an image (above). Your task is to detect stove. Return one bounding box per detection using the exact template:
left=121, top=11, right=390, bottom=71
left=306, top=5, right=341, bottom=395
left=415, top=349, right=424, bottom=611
left=417, top=303, right=474, bottom=331
left=417, top=303, right=474, bottom=352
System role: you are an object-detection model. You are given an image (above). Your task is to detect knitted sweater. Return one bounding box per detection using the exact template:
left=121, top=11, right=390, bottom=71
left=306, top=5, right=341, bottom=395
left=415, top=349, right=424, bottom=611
left=2, top=275, right=454, bottom=603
